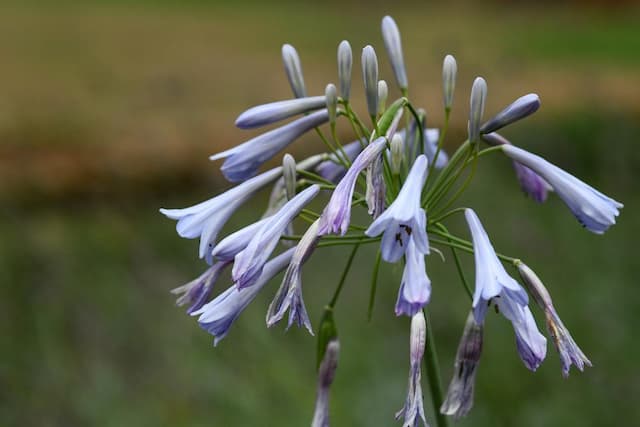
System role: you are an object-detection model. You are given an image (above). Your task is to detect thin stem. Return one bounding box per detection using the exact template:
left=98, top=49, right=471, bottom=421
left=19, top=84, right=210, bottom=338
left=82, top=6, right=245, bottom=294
left=423, top=309, right=450, bottom=427
left=367, top=250, right=382, bottom=321
left=328, top=242, right=361, bottom=308
left=434, top=223, right=472, bottom=299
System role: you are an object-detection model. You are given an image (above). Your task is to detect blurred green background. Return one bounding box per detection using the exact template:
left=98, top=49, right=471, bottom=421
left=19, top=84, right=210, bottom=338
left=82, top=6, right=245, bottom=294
left=1, top=0, right=639, bottom=426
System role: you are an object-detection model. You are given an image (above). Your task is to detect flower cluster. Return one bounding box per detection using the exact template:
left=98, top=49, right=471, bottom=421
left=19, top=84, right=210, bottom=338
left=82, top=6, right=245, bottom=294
left=161, top=15, right=622, bottom=426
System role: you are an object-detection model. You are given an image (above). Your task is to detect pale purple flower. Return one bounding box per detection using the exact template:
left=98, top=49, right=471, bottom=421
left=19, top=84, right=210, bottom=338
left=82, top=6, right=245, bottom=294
left=210, top=109, right=329, bottom=182
left=362, top=45, right=379, bottom=117
left=319, top=137, right=387, bottom=235
left=170, top=260, right=231, bottom=314
left=480, top=94, right=540, bottom=134
left=381, top=16, right=408, bottom=90
left=482, top=132, right=550, bottom=203
left=465, top=208, right=547, bottom=370
left=365, top=154, right=386, bottom=219
left=311, top=339, right=340, bottom=427
left=235, top=96, right=326, bottom=129
left=337, top=40, right=352, bottom=100
left=315, top=140, right=364, bottom=183
left=266, top=220, right=320, bottom=333
left=468, top=77, right=487, bottom=143
left=441, top=312, right=483, bottom=420
left=442, top=55, right=457, bottom=111
left=365, top=155, right=429, bottom=262
left=160, top=167, right=281, bottom=263
left=233, top=185, right=320, bottom=289
left=396, top=311, right=428, bottom=427
left=517, top=262, right=592, bottom=377
left=192, top=248, right=295, bottom=346
left=502, top=144, right=623, bottom=234
left=282, top=44, right=306, bottom=98
left=210, top=217, right=271, bottom=262
left=395, top=239, right=431, bottom=316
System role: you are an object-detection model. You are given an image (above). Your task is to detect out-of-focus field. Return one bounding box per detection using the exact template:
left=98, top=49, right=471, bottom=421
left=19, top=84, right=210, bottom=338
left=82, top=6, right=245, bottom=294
left=1, top=1, right=639, bottom=426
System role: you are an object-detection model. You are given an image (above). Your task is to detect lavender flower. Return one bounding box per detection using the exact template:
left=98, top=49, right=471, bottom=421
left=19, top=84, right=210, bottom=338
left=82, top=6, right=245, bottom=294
left=337, top=40, right=352, bottom=100
left=482, top=132, right=550, bottom=203
left=381, top=16, right=408, bottom=90
left=395, top=239, right=432, bottom=317
left=170, top=260, right=231, bottom=314
left=396, top=311, right=428, bottom=427
left=232, top=185, right=319, bottom=289
left=468, top=77, right=487, bottom=143
left=315, top=140, right=364, bottom=183
left=210, top=217, right=271, bottom=262
left=282, top=44, right=306, bottom=98
left=365, top=153, right=386, bottom=219
left=319, top=137, right=387, bottom=235
left=441, top=312, right=483, bottom=420
left=365, top=155, right=429, bottom=262
left=464, top=208, right=547, bottom=370
left=266, top=220, right=320, bottom=333
left=362, top=45, right=379, bottom=117
left=311, top=339, right=340, bottom=427
left=442, top=54, right=457, bottom=111
left=235, top=96, right=326, bottom=129
left=502, top=144, right=623, bottom=234
left=192, top=248, right=295, bottom=346
left=480, top=94, right=540, bottom=134
left=160, top=167, right=281, bottom=262
left=210, top=109, right=329, bottom=182
left=517, top=262, right=592, bottom=377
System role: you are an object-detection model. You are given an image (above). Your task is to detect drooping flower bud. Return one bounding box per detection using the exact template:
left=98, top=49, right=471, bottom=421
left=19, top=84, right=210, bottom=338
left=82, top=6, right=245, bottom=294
left=390, top=134, right=404, bottom=175
left=381, top=15, right=408, bottom=90
left=337, top=40, right=353, bottom=101
left=282, top=154, right=297, bottom=200
left=516, top=262, right=592, bottom=377
left=325, top=83, right=338, bottom=126
left=468, top=77, right=487, bottom=143
left=311, top=339, right=340, bottom=427
left=361, top=45, right=379, bottom=117
left=442, top=54, right=457, bottom=112
left=395, top=311, right=427, bottom=426
left=282, top=44, right=307, bottom=98
left=441, top=312, right=483, bottom=420
left=377, top=80, right=388, bottom=113
left=480, top=94, right=540, bottom=134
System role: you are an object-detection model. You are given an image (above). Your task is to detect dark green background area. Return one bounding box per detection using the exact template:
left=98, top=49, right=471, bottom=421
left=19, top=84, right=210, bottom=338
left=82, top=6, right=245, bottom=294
left=1, top=1, right=639, bottom=426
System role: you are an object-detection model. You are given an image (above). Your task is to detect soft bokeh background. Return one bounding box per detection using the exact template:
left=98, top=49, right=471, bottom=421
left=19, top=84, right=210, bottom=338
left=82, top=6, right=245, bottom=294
left=1, top=0, right=639, bottom=426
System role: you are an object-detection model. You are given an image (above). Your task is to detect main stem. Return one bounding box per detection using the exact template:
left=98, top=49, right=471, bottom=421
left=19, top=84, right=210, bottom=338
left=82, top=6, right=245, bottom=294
left=423, top=309, right=450, bottom=427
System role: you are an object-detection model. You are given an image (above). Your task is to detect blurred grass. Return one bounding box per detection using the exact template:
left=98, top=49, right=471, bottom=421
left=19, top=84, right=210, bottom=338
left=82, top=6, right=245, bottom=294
left=1, top=1, right=640, bottom=426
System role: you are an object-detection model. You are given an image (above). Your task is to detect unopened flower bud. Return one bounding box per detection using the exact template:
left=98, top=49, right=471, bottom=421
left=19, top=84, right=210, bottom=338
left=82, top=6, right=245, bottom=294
left=377, top=80, right=388, bottom=113
left=361, top=45, right=379, bottom=117
left=366, top=155, right=385, bottom=219
left=516, top=262, right=592, bottom=377
left=468, top=77, right=487, bottom=143
left=480, top=93, right=540, bottom=134
left=311, top=339, right=340, bottom=427
left=442, top=54, right=457, bottom=111
left=282, top=154, right=297, bottom=200
left=441, top=312, right=483, bottom=419
left=337, top=40, right=353, bottom=101
left=282, top=44, right=307, bottom=98
left=381, top=15, right=408, bottom=90
left=396, top=311, right=427, bottom=426
left=325, top=83, right=338, bottom=126
left=390, top=134, right=404, bottom=174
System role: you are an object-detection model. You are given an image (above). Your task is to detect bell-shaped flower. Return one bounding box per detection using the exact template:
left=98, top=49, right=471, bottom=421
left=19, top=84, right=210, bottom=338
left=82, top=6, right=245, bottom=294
left=480, top=94, right=540, bottom=135
left=233, top=185, right=320, bottom=289
left=235, top=96, right=326, bottom=129
left=311, top=339, right=340, bottom=427
left=502, top=144, right=623, bottom=234
left=282, top=44, right=306, bottom=98
left=210, top=109, right=329, bottom=182
left=362, top=45, right=379, bottom=117
left=319, top=137, right=387, bottom=235
left=337, top=40, right=353, bottom=101
left=381, top=16, right=408, bottom=90
left=170, top=260, right=231, bottom=314
left=266, top=220, right=320, bottom=334
left=315, top=140, right=364, bottom=183
left=482, top=132, right=550, bottom=202
left=160, top=167, right=281, bottom=263
left=465, top=208, right=547, bottom=370
left=517, top=262, right=592, bottom=377
left=210, top=217, right=271, bottom=262
left=365, top=155, right=429, bottom=262
left=395, top=239, right=431, bottom=316
left=395, top=311, right=428, bottom=427
left=441, top=312, right=483, bottom=420
left=192, top=248, right=295, bottom=346
left=468, top=77, right=487, bottom=143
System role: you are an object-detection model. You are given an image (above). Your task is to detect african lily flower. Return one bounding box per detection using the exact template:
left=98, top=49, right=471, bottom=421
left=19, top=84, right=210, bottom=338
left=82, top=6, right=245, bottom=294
left=395, top=239, right=431, bottom=316
left=396, top=311, right=428, bottom=427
